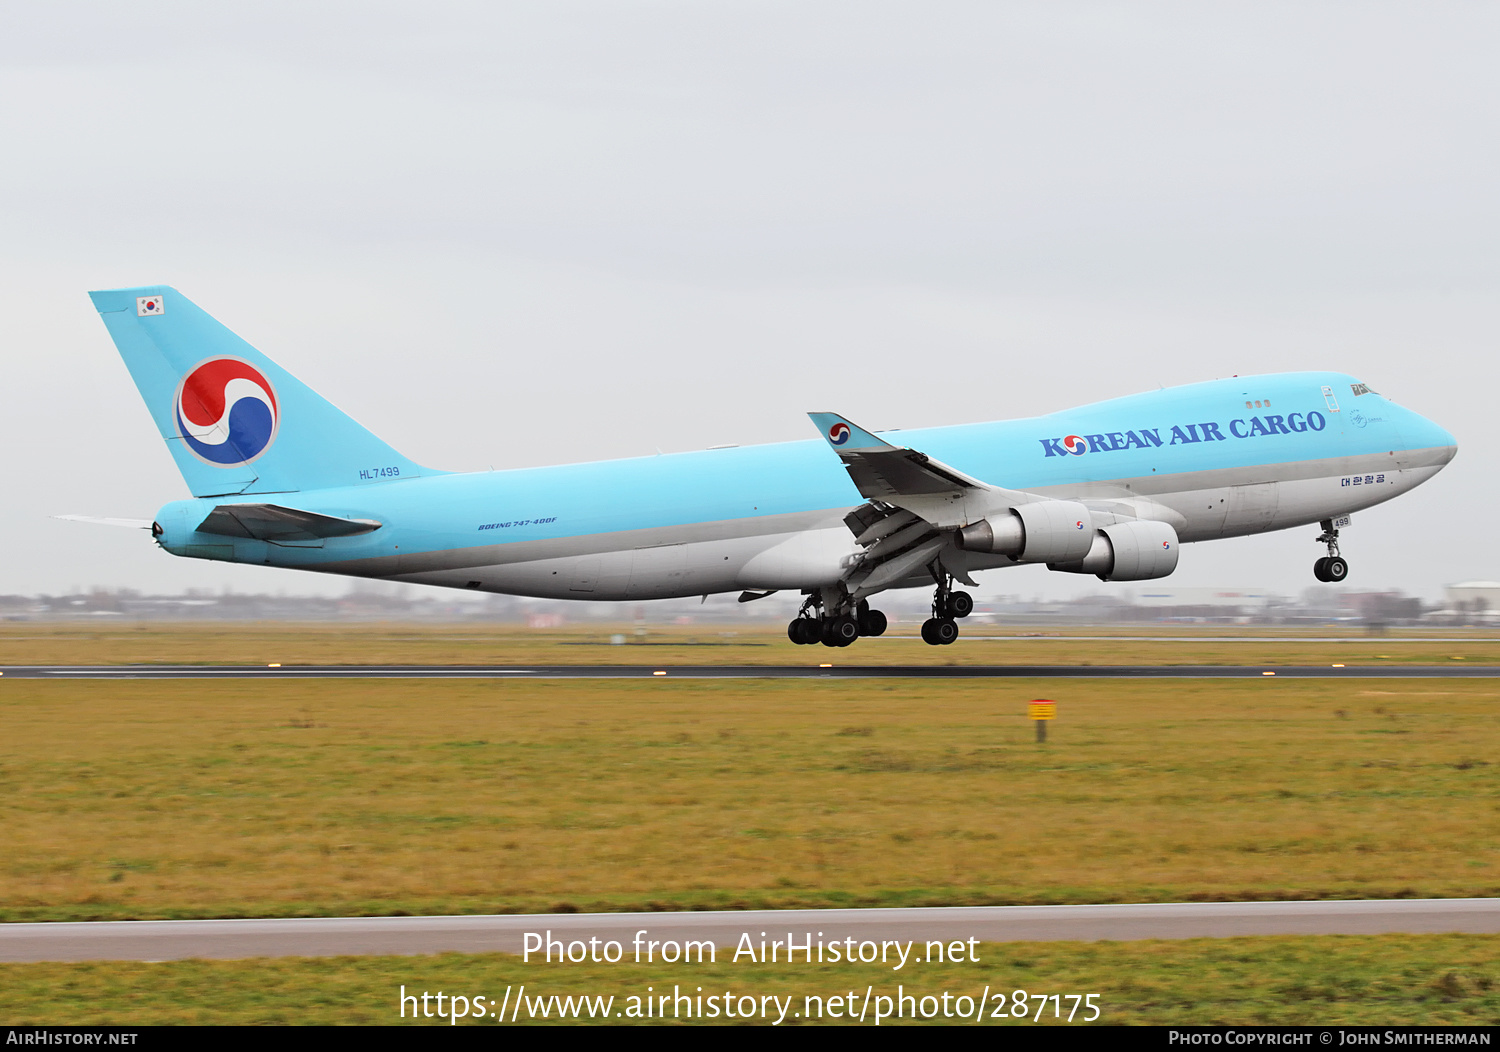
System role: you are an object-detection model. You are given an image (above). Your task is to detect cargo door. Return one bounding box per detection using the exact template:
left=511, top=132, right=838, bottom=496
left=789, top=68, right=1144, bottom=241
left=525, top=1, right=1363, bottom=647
left=627, top=544, right=691, bottom=599
left=1224, top=482, right=1280, bottom=534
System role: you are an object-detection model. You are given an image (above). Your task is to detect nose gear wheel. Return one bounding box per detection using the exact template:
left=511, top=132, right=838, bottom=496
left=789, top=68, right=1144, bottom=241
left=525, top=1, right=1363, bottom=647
left=1313, top=519, right=1350, bottom=582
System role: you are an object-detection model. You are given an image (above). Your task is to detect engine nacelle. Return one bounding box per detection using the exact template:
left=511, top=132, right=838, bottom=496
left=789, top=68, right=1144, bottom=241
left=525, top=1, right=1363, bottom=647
left=957, top=500, right=1094, bottom=564
left=1049, top=519, right=1180, bottom=581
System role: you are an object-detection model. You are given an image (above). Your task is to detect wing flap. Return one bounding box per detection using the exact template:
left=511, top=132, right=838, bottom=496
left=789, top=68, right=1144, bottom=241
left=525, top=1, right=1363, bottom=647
left=854, top=537, right=944, bottom=595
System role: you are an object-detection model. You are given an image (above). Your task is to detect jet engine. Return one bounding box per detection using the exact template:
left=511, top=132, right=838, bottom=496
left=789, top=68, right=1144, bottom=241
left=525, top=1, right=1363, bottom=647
left=1048, top=519, right=1180, bottom=581
left=955, top=500, right=1094, bottom=564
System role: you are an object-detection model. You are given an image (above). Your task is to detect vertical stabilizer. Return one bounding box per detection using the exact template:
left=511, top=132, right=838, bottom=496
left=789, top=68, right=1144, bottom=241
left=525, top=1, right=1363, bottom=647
left=89, top=286, right=433, bottom=496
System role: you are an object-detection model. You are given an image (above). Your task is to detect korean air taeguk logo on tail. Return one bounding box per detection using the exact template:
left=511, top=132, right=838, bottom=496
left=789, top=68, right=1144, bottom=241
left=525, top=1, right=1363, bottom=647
left=828, top=422, right=852, bottom=445
left=174, top=358, right=279, bottom=466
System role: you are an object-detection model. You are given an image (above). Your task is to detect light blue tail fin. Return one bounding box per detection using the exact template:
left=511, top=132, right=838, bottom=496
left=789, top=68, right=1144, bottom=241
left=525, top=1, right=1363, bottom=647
left=90, top=286, right=433, bottom=497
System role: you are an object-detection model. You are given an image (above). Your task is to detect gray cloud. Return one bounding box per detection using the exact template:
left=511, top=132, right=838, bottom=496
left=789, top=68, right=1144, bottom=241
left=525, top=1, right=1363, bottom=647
left=3, top=2, right=1493, bottom=599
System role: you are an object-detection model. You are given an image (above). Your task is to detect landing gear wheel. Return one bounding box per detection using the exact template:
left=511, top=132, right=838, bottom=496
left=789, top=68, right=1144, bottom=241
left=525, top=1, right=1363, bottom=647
left=858, top=609, right=888, bottom=637
left=945, top=591, right=974, bottom=619
left=921, top=618, right=959, bottom=645
left=788, top=619, right=819, bottom=645
left=823, top=616, right=860, bottom=647
left=1313, top=519, right=1346, bottom=584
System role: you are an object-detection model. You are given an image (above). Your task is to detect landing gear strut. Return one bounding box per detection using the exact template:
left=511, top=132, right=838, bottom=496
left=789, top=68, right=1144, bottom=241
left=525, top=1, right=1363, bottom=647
left=920, top=574, right=971, bottom=646
left=1313, top=519, right=1349, bottom=583
left=787, top=596, right=887, bottom=647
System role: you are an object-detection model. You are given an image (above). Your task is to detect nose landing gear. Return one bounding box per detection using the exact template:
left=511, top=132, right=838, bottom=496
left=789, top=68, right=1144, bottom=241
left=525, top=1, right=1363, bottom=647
left=1313, top=519, right=1349, bottom=582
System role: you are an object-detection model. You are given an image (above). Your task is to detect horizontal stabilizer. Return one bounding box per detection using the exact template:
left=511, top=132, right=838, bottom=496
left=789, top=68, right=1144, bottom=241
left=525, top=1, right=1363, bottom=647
left=807, top=412, right=986, bottom=499
left=196, top=504, right=382, bottom=542
left=55, top=515, right=154, bottom=529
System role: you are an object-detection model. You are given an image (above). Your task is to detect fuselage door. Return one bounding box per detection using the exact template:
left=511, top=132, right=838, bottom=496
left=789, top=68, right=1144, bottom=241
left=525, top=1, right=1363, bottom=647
left=628, top=544, right=691, bottom=599
left=1224, top=482, right=1280, bottom=534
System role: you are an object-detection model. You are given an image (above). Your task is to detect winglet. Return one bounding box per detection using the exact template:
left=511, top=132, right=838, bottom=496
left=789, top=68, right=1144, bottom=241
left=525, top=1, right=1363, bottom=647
left=807, top=412, right=896, bottom=452
left=807, top=412, right=992, bottom=500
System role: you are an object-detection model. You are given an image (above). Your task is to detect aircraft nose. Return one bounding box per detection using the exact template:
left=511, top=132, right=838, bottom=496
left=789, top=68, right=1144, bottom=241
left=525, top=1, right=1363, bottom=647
left=1406, top=409, right=1457, bottom=464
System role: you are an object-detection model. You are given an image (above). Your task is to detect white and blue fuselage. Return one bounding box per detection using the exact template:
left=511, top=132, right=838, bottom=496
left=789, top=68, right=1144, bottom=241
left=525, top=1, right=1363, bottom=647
left=91, top=288, right=1455, bottom=630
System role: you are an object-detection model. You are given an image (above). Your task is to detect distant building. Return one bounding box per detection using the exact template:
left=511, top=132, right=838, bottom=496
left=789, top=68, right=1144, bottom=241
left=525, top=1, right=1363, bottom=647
left=1128, top=588, right=1282, bottom=609
left=1444, top=581, right=1500, bottom=619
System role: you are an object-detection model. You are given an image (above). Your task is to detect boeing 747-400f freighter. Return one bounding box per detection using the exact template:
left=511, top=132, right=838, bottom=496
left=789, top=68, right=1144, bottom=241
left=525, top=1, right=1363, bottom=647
left=80, top=286, right=1457, bottom=648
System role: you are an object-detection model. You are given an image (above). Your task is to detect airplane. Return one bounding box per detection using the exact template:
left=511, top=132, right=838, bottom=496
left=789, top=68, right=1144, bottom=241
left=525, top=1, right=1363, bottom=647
left=79, top=285, right=1457, bottom=648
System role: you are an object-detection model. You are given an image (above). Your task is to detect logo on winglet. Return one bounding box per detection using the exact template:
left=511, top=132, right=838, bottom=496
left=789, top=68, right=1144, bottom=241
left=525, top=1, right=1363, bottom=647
left=828, top=422, right=851, bottom=446
left=174, top=357, right=279, bottom=466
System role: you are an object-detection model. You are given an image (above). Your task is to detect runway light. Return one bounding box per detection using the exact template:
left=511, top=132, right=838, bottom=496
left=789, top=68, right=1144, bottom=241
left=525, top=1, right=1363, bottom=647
left=819, top=664, right=832, bottom=668
left=268, top=663, right=281, bottom=668
left=653, top=671, right=666, bottom=676
left=1332, top=663, right=1345, bottom=668
left=1262, top=671, right=1276, bottom=676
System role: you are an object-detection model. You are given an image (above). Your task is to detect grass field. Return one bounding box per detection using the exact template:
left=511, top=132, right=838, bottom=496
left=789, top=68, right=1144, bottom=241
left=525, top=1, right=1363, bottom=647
left=3, top=624, right=1497, bottom=1026
left=2, top=621, right=1499, bottom=667
left=2, top=936, right=1497, bottom=1025
left=2, top=672, right=1497, bottom=921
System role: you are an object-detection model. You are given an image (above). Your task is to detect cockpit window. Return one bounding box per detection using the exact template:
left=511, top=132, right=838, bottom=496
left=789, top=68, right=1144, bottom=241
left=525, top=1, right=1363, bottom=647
left=1350, top=383, right=1378, bottom=396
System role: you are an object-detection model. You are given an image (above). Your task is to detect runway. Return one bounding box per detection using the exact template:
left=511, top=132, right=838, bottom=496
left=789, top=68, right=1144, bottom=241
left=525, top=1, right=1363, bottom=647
left=3, top=899, right=1497, bottom=962
left=3, top=663, right=1499, bottom=679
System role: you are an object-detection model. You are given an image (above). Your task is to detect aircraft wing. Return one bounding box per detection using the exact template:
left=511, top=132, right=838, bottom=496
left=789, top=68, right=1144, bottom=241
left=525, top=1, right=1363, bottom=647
left=809, top=412, right=1008, bottom=595
left=195, top=504, right=382, bottom=542
left=807, top=412, right=988, bottom=498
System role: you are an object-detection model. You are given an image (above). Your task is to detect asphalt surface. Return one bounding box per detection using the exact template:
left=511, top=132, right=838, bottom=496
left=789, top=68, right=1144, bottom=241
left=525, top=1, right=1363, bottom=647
left=3, top=663, right=1498, bottom=679
left=4, top=899, right=1497, bottom=962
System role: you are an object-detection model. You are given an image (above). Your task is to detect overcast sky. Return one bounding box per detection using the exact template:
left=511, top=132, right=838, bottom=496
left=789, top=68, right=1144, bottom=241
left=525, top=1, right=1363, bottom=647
left=2, top=2, right=1494, bottom=601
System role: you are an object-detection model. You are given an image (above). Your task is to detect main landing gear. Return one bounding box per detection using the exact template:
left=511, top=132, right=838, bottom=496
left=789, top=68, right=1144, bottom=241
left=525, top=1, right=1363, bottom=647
left=920, top=580, right=973, bottom=646
left=1313, top=519, right=1349, bottom=583
left=787, top=599, right=889, bottom=648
